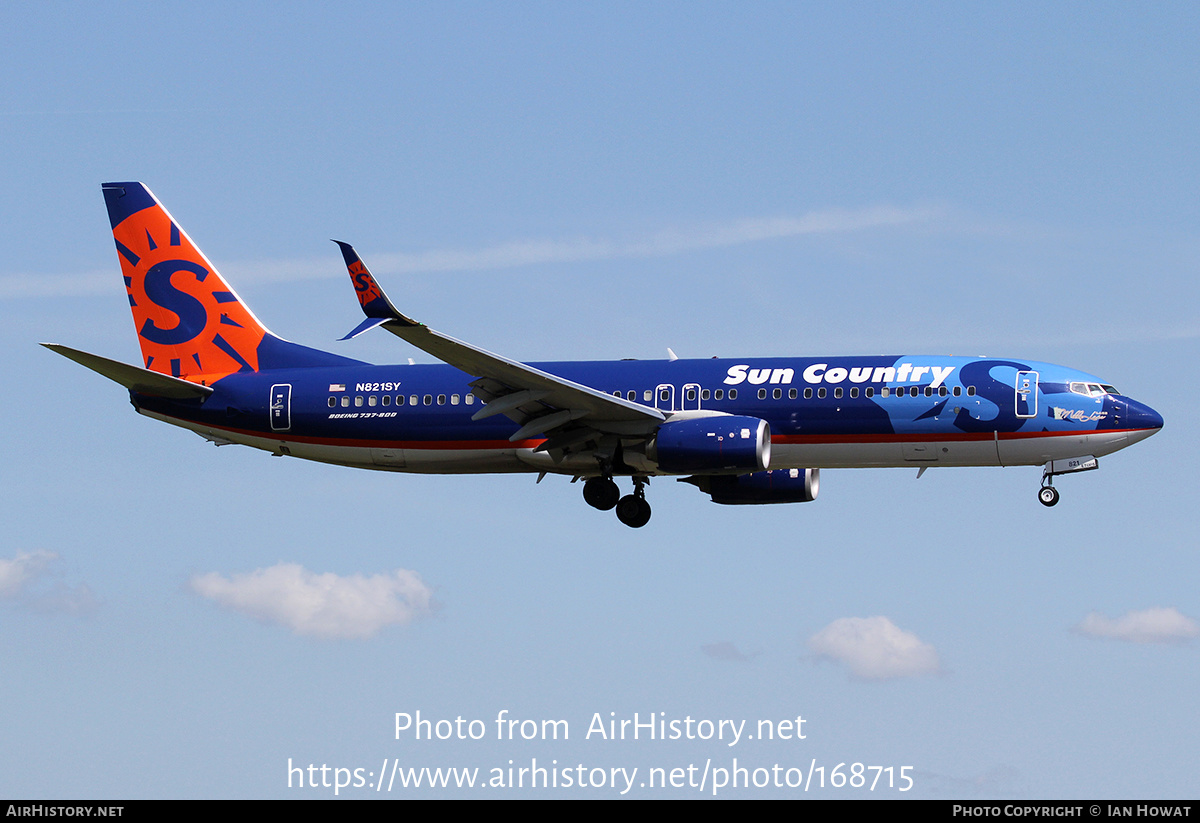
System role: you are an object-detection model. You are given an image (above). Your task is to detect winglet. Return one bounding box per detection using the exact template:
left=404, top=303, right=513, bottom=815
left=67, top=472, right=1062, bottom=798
left=334, top=241, right=418, bottom=339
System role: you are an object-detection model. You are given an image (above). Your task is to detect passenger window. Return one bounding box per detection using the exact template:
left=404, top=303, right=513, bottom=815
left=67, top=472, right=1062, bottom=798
left=728, top=389, right=738, bottom=400
left=382, top=395, right=390, bottom=406
left=953, top=386, right=961, bottom=397
left=804, top=388, right=813, bottom=399
left=410, top=395, right=418, bottom=406
left=396, top=395, right=405, bottom=406
left=686, top=388, right=697, bottom=401
left=758, top=388, right=767, bottom=400
left=834, top=387, right=843, bottom=399
left=939, top=386, right=947, bottom=397
left=644, top=390, right=652, bottom=402
left=627, top=391, right=636, bottom=401
left=967, top=386, right=976, bottom=396
left=817, top=388, right=826, bottom=399
left=714, top=389, right=724, bottom=400
left=702, top=389, right=711, bottom=400
left=437, top=394, right=446, bottom=405
left=451, top=394, right=460, bottom=405
left=327, top=397, right=336, bottom=408
left=423, top=394, right=432, bottom=405
left=849, top=387, right=858, bottom=398
left=355, top=396, right=363, bottom=407
left=341, top=396, right=350, bottom=407
left=924, top=387, right=932, bottom=397
left=368, top=395, right=377, bottom=406
left=789, top=388, right=797, bottom=399
left=465, top=394, right=474, bottom=405
left=865, top=387, right=874, bottom=398
left=881, top=387, right=890, bottom=398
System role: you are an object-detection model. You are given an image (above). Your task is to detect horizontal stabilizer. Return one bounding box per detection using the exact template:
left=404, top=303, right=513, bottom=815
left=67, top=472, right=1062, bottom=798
left=41, top=343, right=214, bottom=399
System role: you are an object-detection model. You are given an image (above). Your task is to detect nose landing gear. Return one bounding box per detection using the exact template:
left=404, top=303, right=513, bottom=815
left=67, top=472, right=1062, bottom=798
left=1037, top=455, right=1098, bottom=507
left=1038, top=483, right=1060, bottom=507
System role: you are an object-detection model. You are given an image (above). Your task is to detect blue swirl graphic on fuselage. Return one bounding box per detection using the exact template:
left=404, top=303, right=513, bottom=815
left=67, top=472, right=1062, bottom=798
left=140, top=260, right=210, bottom=346
left=952, top=359, right=1031, bottom=433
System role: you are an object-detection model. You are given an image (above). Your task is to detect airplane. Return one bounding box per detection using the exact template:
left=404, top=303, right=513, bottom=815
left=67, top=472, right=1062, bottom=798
left=44, top=182, right=1164, bottom=527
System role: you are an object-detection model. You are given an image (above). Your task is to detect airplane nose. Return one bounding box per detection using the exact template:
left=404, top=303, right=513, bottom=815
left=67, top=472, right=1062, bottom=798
left=1124, top=399, right=1164, bottom=432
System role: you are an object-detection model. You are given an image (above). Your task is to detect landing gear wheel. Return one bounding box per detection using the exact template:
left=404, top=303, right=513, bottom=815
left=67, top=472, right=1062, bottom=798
left=616, top=495, right=652, bottom=528
left=1038, top=486, right=1060, bottom=507
left=583, top=477, right=620, bottom=511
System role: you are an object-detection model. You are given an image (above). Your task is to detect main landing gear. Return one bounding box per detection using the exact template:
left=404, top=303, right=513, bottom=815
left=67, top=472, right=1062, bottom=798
left=582, top=476, right=620, bottom=511
left=583, top=475, right=652, bottom=527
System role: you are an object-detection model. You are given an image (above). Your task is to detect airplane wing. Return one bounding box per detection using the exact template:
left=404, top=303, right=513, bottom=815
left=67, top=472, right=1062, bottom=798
left=333, top=242, right=665, bottom=458
left=42, top=343, right=214, bottom=400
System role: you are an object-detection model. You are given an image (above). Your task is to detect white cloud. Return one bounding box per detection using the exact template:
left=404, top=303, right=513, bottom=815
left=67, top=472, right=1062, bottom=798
left=1, top=205, right=936, bottom=298
left=0, top=550, right=59, bottom=597
left=809, top=616, right=940, bottom=680
left=369, top=206, right=937, bottom=274
left=0, top=550, right=98, bottom=613
left=1075, top=607, right=1199, bottom=644
left=0, top=270, right=112, bottom=299
left=189, top=563, right=435, bottom=639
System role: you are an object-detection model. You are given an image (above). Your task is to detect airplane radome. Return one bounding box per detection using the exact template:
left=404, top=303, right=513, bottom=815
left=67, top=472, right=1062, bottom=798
left=45, top=183, right=1164, bottom=527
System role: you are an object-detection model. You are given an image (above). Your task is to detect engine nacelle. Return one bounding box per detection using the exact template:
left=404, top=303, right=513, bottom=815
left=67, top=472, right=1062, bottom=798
left=649, top=415, right=770, bottom=474
left=682, top=468, right=820, bottom=505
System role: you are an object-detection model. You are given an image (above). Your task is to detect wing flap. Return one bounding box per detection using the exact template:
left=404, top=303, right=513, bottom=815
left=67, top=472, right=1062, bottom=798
left=382, top=320, right=662, bottom=431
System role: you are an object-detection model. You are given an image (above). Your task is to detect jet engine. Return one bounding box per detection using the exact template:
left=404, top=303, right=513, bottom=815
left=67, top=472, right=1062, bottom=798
left=681, top=468, right=820, bottom=505
left=648, top=415, right=771, bottom=474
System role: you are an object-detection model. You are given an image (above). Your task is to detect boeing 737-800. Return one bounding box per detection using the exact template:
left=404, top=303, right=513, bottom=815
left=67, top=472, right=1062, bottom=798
left=44, top=183, right=1163, bottom=527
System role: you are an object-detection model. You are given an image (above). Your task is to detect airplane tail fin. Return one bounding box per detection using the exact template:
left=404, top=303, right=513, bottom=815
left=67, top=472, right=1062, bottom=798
left=102, top=182, right=358, bottom=383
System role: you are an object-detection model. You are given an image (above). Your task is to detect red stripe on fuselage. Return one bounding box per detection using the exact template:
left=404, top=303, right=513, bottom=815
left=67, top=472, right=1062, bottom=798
left=162, top=415, right=1156, bottom=451
left=172, top=418, right=546, bottom=450
left=771, top=428, right=1154, bottom=445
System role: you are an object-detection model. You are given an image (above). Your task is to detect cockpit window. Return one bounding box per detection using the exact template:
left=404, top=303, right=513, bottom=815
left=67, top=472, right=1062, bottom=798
left=1071, top=382, right=1115, bottom=398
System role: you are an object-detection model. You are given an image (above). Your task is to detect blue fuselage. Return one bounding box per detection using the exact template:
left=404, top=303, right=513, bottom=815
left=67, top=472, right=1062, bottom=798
left=132, top=354, right=1163, bottom=476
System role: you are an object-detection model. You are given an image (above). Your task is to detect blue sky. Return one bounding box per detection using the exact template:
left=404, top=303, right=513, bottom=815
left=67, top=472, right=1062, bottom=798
left=1, top=2, right=1196, bottom=798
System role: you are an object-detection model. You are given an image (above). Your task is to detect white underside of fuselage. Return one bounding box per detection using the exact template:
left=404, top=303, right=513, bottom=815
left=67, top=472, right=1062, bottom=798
left=142, top=409, right=1154, bottom=476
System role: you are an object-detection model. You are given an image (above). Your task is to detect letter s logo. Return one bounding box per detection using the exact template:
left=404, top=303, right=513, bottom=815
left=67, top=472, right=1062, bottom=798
left=724, top=365, right=748, bottom=385
left=139, top=260, right=210, bottom=345
left=354, top=271, right=372, bottom=292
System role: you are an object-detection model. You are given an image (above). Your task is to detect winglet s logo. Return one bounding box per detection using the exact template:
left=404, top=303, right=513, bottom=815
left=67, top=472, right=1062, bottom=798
left=349, top=260, right=384, bottom=309
left=140, top=260, right=210, bottom=345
